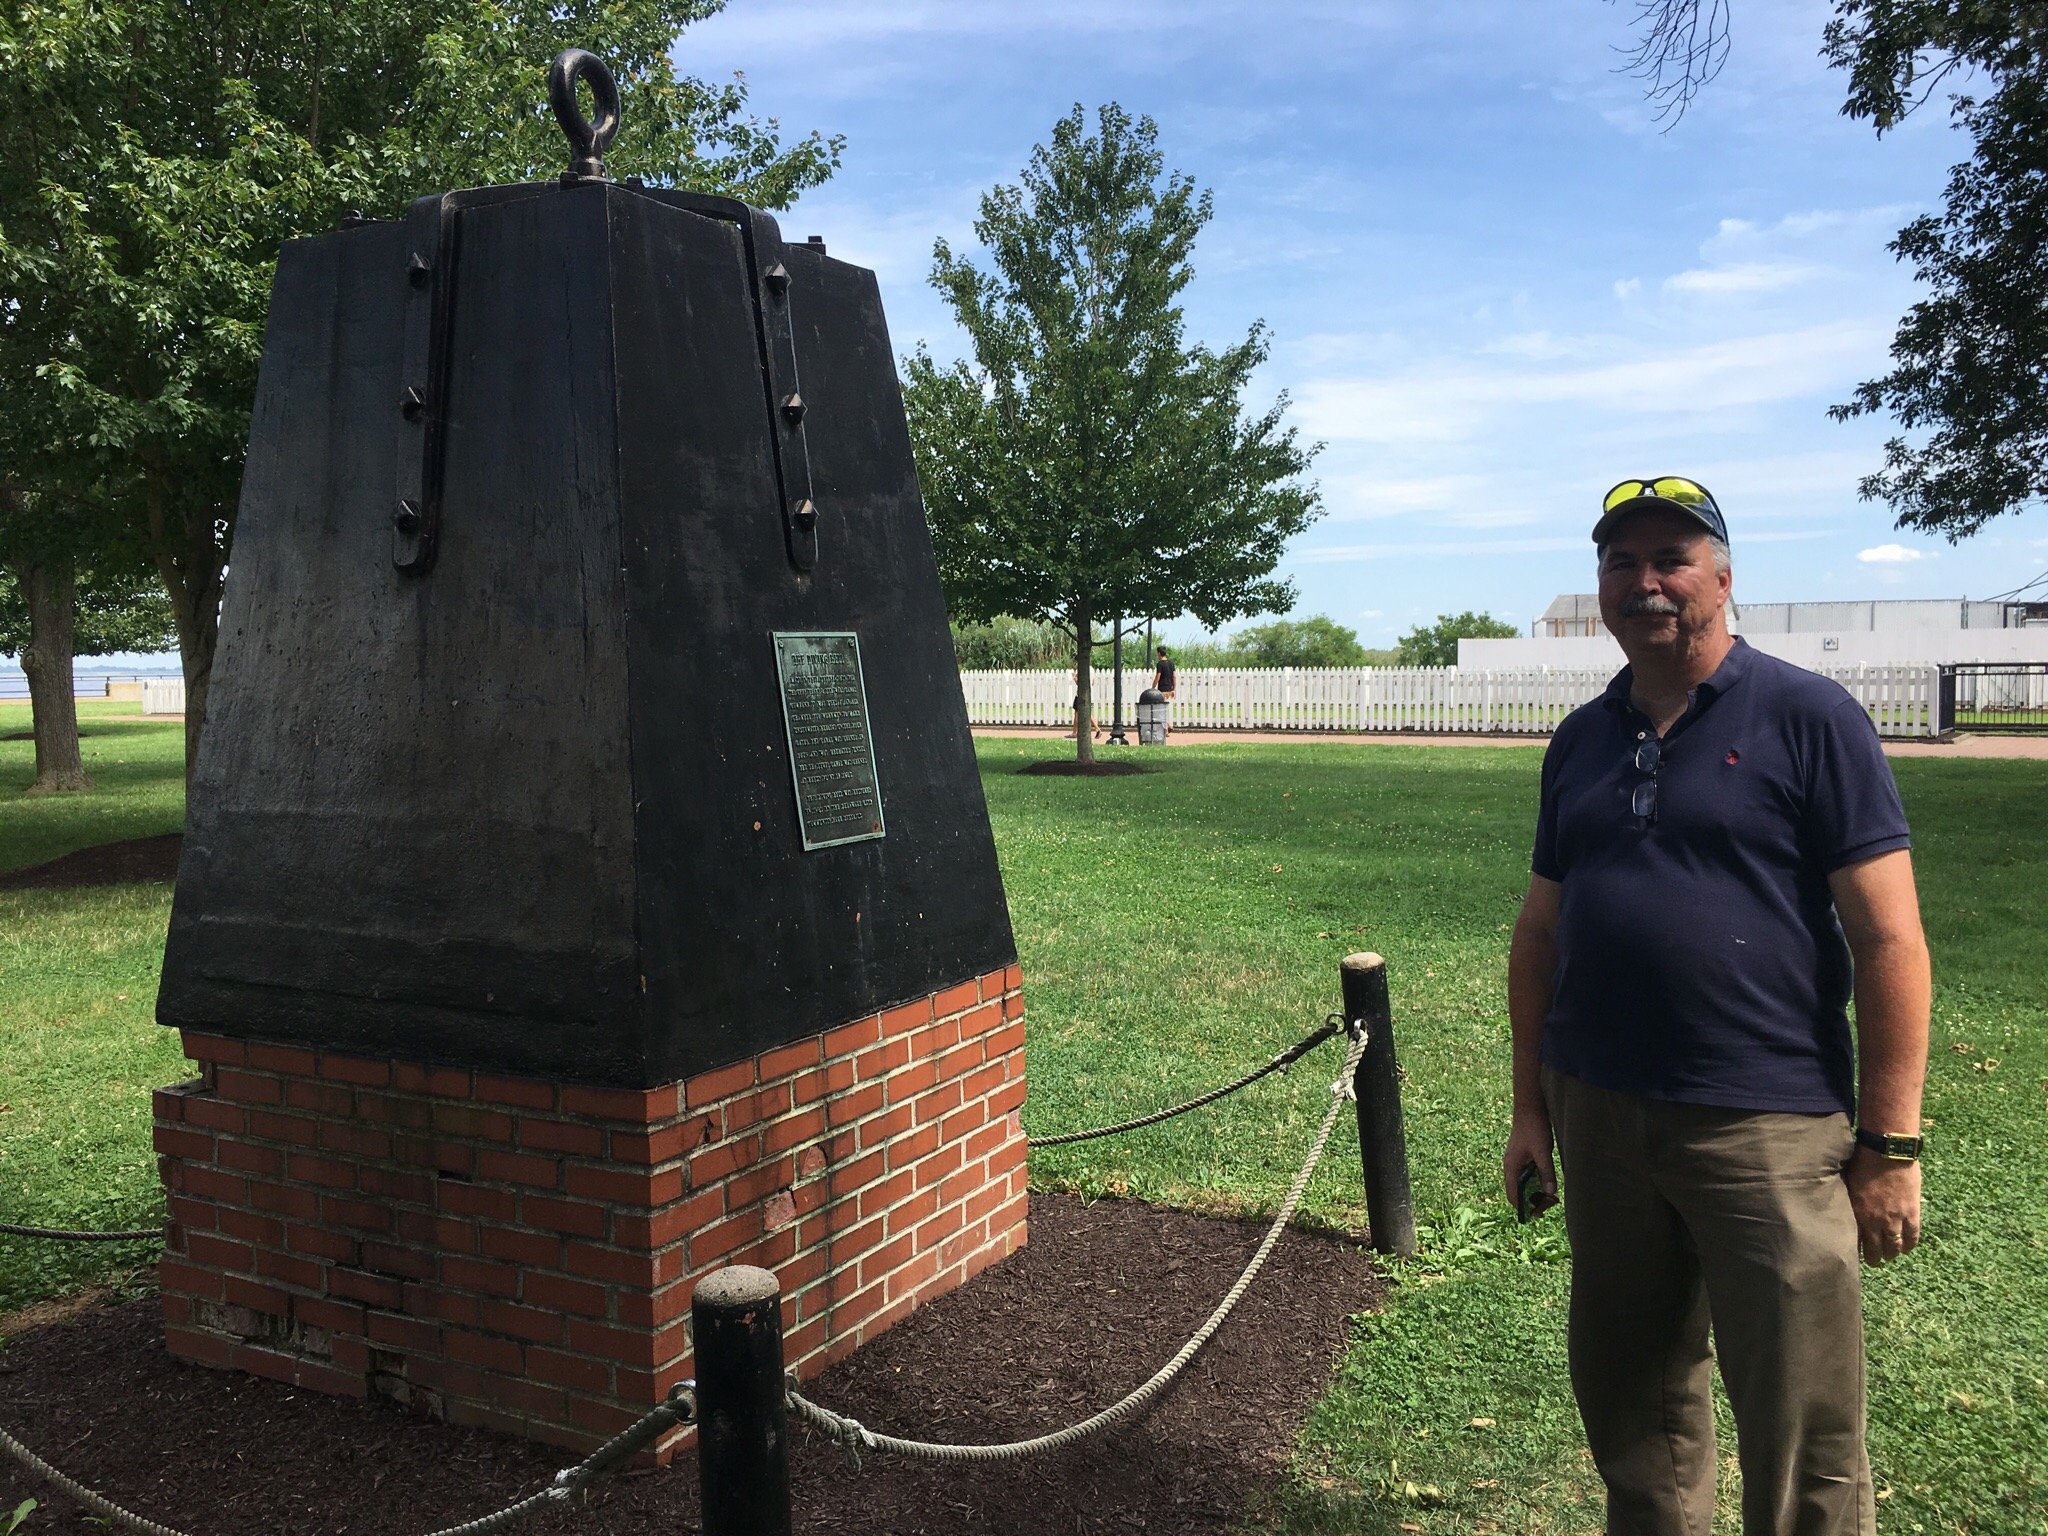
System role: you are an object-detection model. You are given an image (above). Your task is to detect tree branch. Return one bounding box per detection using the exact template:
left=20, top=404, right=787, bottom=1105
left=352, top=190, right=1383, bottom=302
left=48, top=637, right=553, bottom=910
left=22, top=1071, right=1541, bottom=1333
left=1615, top=0, right=1732, bottom=126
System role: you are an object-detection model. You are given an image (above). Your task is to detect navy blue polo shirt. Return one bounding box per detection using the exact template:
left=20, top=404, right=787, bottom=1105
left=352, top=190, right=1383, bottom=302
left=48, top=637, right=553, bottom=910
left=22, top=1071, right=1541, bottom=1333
left=1532, top=639, right=1911, bottom=1114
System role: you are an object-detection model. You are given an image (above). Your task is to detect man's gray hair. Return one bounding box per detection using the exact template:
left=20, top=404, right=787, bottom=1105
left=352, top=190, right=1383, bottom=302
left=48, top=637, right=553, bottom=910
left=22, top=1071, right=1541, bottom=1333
left=1596, top=534, right=1732, bottom=575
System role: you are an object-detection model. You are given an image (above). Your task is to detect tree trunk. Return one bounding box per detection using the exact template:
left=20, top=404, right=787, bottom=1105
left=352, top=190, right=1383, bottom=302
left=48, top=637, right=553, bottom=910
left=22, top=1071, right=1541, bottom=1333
left=17, top=555, right=92, bottom=793
left=1071, top=604, right=1096, bottom=765
left=143, top=460, right=225, bottom=782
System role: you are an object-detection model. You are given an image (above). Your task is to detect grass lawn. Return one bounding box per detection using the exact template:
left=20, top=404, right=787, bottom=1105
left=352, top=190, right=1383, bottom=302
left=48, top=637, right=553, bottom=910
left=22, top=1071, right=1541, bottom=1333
left=3, top=705, right=2044, bottom=1534
left=0, top=701, right=189, bottom=1312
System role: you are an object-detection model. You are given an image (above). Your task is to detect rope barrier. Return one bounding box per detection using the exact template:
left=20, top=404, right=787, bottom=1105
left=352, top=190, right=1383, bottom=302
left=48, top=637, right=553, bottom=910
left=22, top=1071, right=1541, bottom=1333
left=0, top=1383, right=696, bottom=1536
left=787, top=1028, right=1368, bottom=1468
left=0, top=1221, right=166, bottom=1243
left=1028, top=1017, right=1344, bottom=1147
left=2, top=1007, right=1366, bottom=1494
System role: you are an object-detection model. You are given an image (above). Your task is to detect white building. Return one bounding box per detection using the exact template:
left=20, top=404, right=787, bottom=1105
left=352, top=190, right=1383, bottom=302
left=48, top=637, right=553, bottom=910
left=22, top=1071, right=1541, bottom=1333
left=1463, top=595, right=2048, bottom=670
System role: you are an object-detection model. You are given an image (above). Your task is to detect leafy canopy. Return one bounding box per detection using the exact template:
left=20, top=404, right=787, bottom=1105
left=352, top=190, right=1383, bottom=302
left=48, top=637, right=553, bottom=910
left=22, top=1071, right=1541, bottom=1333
left=1822, top=1, right=2048, bottom=540
left=1396, top=611, right=1521, bottom=668
left=0, top=0, right=841, bottom=763
left=903, top=103, right=1321, bottom=640
left=1622, top=2, right=2048, bottom=542
left=0, top=566, right=174, bottom=661
left=1223, top=615, right=1372, bottom=668
left=2, top=1, right=841, bottom=506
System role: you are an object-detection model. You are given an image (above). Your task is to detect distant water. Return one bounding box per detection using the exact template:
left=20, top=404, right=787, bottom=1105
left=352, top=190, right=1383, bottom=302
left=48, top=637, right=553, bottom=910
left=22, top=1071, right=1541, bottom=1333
left=0, top=665, right=183, bottom=702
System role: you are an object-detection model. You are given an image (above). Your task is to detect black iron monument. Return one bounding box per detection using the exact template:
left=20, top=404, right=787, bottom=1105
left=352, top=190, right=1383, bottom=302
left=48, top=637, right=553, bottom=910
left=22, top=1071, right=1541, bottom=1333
left=157, top=52, right=1016, bottom=1088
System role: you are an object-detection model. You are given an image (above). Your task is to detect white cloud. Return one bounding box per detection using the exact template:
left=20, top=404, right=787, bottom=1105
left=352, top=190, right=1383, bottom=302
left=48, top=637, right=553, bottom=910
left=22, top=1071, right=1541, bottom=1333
left=1300, top=536, right=1587, bottom=564
left=1742, top=529, right=1846, bottom=544
left=1298, top=526, right=1842, bottom=565
left=1655, top=450, right=1878, bottom=522
left=1443, top=506, right=1544, bottom=529
left=1292, top=320, right=1888, bottom=446
left=1613, top=277, right=1642, bottom=301
left=1857, top=543, right=1925, bottom=564
left=1700, top=207, right=1916, bottom=260
left=1319, top=472, right=1491, bottom=521
left=1482, top=330, right=1587, bottom=361
left=1662, top=261, right=1817, bottom=296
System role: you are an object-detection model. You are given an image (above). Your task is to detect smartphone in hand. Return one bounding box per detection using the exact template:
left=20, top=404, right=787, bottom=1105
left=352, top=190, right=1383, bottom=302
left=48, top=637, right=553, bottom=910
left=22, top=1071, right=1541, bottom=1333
left=1516, top=1161, right=1558, bottom=1223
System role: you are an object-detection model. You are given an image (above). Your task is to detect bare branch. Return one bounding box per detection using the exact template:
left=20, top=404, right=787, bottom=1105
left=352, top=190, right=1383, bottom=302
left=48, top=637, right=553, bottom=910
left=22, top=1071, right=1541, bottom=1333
left=1614, top=0, right=1732, bottom=127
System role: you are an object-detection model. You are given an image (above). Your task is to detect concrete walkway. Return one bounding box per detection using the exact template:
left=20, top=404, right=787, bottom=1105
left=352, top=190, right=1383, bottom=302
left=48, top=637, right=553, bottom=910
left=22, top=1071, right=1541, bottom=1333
left=972, top=726, right=2048, bottom=760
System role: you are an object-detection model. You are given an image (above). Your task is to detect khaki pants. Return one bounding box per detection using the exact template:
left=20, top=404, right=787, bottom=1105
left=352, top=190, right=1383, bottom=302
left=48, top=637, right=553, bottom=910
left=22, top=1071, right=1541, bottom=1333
left=1542, top=1068, right=1876, bottom=1536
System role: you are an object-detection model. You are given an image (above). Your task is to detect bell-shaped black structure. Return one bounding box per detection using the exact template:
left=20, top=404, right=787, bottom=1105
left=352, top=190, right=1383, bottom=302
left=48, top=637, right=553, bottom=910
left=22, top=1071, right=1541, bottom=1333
left=158, top=56, right=1014, bottom=1087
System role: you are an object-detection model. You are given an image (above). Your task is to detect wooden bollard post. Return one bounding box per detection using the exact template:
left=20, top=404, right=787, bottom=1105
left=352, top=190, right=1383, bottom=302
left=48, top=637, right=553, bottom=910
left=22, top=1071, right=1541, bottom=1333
left=695, top=1265, right=792, bottom=1536
left=1341, top=952, right=1417, bottom=1257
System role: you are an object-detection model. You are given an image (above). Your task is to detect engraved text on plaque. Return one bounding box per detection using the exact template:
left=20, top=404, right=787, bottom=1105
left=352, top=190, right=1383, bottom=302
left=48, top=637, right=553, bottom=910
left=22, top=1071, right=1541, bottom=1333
left=773, top=632, right=886, bottom=850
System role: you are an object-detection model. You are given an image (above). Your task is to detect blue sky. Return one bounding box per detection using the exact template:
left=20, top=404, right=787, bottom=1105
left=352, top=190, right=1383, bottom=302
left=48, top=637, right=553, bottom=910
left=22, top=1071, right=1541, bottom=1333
left=684, top=0, right=2048, bottom=646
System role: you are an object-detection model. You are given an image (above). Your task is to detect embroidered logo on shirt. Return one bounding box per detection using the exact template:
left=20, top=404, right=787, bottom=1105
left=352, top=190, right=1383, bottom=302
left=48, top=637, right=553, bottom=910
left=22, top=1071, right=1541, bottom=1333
left=1726, top=748, right=1741, bottom=765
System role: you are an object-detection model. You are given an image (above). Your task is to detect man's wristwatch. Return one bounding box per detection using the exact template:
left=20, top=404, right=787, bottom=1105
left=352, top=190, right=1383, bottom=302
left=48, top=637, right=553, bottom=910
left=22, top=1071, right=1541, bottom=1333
left=1854, top=1127, right=1923, bottom=1162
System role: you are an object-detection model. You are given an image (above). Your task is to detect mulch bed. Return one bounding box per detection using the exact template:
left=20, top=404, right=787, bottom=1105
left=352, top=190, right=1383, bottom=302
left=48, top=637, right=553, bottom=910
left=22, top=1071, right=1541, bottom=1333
left=1, top=1192, right=1380, bottom=1534
left=0, top=833, right=183, bottom=891
left=1016, top=760, right=1150, bottom=776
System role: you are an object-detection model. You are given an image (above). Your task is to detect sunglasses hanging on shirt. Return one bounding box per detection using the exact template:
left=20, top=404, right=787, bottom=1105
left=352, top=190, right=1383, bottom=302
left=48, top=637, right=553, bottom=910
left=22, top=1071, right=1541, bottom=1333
left=1632, top=737, right=1660, bottom=824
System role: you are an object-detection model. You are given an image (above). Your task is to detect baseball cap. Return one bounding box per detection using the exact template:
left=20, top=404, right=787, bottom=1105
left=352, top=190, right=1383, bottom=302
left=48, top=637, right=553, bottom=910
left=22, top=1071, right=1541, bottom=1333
left=1592, top=476, right=1728, bottom=546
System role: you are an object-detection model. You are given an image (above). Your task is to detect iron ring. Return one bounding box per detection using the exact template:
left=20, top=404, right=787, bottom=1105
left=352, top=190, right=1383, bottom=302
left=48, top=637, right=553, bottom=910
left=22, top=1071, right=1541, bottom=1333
left=549, top=48, right=621, bottom=180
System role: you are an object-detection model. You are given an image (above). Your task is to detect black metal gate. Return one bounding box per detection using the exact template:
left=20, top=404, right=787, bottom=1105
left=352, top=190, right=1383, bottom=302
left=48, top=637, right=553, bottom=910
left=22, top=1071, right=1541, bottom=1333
left=1937, top=663, right=2048, bottom=733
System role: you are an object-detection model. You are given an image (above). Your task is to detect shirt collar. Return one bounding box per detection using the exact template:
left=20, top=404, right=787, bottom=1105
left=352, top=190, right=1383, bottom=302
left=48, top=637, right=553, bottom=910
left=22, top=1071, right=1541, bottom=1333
left=1601, top=636, right=1754, bottom=716
left=1696, top=636, right=1755, bottom=699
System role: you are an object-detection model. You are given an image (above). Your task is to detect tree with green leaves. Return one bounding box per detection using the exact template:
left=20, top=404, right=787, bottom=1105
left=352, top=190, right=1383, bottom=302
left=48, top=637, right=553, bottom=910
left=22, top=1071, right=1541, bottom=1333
left=0, top=505, right=174, bottom=792
left=903, top=104, right=1321, bottom=763
left=1822, top=2, right=2048, bottom=542
left=1396, top=611, right=1520, bottom=668
left=0, top=1, right=839, bottom=776
left=1225, top=615, right=1370, bottom=668
left=1623, top=2, right=2048, bottom=545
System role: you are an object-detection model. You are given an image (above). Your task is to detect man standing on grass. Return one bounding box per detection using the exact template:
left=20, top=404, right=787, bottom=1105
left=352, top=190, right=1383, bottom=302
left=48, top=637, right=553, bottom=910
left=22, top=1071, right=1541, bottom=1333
left=1503, top=476, right=1931, bottom=1536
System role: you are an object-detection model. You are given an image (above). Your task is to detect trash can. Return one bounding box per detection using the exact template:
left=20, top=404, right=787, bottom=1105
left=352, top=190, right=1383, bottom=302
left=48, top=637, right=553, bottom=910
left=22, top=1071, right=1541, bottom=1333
left=1136, top=688, right=1169, bottom=745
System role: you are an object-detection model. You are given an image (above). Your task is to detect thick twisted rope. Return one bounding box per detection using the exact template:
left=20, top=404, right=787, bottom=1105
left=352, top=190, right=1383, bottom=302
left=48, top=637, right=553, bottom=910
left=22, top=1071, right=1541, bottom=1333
left=788, top=1029, right=1369, bottom=1467
left=0, top=1383, right=695, bottom=1536
left=0, top=1221, right=166, bottom=1242
left=1028, top=1018, right=1343, bottom=1147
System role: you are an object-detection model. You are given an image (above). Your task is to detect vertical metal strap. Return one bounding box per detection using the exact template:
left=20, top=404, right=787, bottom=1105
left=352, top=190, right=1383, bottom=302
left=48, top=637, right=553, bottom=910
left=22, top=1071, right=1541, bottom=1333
left=393, top=193, right=458, bottom=573
left=741, top=210, right=819, bottom=574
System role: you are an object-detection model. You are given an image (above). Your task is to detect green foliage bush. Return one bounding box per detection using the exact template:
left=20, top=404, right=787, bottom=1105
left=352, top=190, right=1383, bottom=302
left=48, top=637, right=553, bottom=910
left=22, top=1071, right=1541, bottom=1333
left=1166, top=616, right=1398, bottom=669
left=952, top=612, right=1409, bottom=670
left=948, top=616, right=1071, bottom=669
left=1396, top=611, right=1521, bottom=667
left=1223, top=615, right=1369, bottom=667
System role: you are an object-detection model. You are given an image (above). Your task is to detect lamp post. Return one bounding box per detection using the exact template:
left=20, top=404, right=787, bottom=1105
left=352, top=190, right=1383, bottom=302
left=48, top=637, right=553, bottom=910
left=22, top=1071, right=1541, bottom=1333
left=1109, top=616, right=1129, bottom=745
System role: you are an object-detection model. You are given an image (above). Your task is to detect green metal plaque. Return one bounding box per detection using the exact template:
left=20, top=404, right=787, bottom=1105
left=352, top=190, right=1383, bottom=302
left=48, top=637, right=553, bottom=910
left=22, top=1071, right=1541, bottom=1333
left=773, top=632, right=886, bottom=850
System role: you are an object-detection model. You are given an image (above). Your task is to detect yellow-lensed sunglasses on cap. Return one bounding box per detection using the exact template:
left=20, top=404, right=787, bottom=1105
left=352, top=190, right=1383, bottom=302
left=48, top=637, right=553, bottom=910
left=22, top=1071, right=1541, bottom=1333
left=1594, top=476, right=1728, bottom=544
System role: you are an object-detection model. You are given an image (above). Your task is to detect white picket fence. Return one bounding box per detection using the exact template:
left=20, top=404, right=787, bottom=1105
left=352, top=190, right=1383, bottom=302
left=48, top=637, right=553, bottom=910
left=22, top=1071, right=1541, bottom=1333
left=142, top=677, right=187, bottom=716
left=960, top=665, right=1945, bottom=738
left=1849, top=665, right=1943, bottom=738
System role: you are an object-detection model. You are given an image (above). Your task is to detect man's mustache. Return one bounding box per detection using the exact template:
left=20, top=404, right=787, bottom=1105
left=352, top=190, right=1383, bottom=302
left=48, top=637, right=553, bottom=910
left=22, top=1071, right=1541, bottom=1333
left=1620, top=595, right=1682, bottom=617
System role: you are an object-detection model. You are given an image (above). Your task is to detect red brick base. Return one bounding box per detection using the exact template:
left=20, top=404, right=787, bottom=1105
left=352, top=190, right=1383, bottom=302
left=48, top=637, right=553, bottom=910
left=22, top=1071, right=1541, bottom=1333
left=153, top=965, right=1028, bottom=1461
